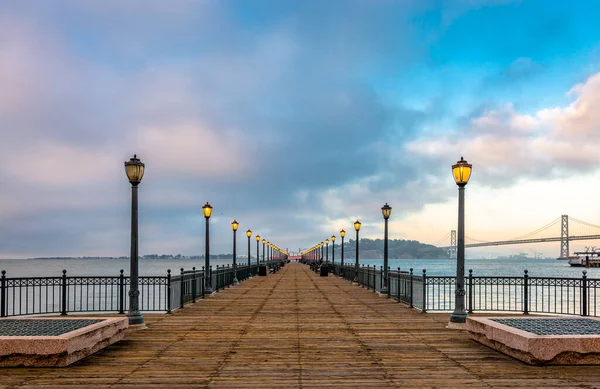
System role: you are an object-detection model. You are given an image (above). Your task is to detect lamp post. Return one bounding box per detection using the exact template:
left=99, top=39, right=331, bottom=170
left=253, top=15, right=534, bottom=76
left=325, top=239, right=329, bottom=264
left=202, top=202, right=213, bottom=294
left=246, top=230, right=252, bottom=271
left=231, top=220, right=239, bottom=285
left=353, top=220, right=361, bottom=283
left=262, top=239, right=266, bottom=263
left=340, top=230, right=345, bottom=269
left=381, top=203, right=392, bottom=295
left=256, top=235, right=260, bottom=266
left=331, top=235, right=336, bottom=265
left=267, top=242, right=270, bottom=264
left=449, top=157, right=472, bottom=325
left=124, top=154, right=145, bottom=325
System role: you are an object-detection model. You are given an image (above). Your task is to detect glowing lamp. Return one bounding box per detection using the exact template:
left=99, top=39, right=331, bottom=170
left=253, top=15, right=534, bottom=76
left=202, top=202, right=213, bottom=219
left=124, top=154, right=145, bottom=185
left=381, top=203, right=392, bottom=220
left=452, top=156, right=472, bottom=187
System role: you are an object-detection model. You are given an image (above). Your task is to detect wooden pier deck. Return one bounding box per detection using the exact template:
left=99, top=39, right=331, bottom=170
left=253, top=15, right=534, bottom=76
left=2, top=262, right=599, bottom=388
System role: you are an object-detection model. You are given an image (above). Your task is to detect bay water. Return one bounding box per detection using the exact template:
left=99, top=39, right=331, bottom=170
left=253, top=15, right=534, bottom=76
left=0, top=257, right=597, bottom=279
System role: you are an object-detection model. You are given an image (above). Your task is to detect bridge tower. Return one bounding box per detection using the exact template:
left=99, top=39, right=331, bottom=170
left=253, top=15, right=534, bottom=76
left=559, top=215, right=569, bottom=260
left=449, top=230, right=457, bottom=258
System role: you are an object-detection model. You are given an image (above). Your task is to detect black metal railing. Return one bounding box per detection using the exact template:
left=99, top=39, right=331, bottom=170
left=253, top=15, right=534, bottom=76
left=0, top=269, right=172, bottom=317
left=327, top=263, right=600, bottom=317
left=0, top=260, right=285, bottom=318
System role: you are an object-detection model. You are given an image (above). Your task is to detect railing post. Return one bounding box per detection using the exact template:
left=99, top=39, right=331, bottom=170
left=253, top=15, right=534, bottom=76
left=180, top=268, right=185, bottom=309
left=192, top=267, right=196, bottom=303
left=380, top=266, right=383, bottom=293
left=468, top=269, right=473, bottom=314
left=361, top=265, right=365, bottom=287
left=119, top=269, right=125, bottom=314
left=582, top=270, right=588, bottom=317
left=1, top=270, right=6, bottom=318
left=523, top=269, right=529, bottom=315
left=216, top=265, right=220, bottom=291
left=421, top=269, right=427, bottom=313
left=61, top=270, right=68, bottom=316
left=201, top=266, right=206, bottom=299
left=409, top=268, right=414, bottom=308
left=387, top=266, right=391, bottom=298
left=166, top=269, right=172, bottom=314
left=373, top=266, right=376, bottom=292
left=397, top=267, right=401, bottom=302
left=227, top=264, right=231, bottom=288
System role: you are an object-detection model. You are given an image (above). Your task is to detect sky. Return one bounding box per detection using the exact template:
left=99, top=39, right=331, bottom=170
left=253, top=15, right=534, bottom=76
left=2, top=0, right=600, bottom=259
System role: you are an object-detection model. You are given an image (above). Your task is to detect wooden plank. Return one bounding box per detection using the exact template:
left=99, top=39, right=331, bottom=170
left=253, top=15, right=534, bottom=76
left=0, top=262, right=598, bottom=388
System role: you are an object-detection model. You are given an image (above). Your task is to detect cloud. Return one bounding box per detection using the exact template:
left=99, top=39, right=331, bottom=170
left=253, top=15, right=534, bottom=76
left=1, top=0, right=598, bottom=258
left=136, top=123, right=250, bottom=178
left=0, top=1, right=437, bottom=257
left=407, top=71, right=600, bottom=187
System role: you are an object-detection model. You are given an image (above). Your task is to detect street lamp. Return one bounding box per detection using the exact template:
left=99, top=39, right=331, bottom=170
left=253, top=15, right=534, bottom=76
left=340, top=229, right=346, bottom=269
left=381, top=203, right=392, bottom=295
left=231, top=220, right=239, bottom=285
left=246, top=229, right=252, bottom=270
left=124, top=154, right=144, bottom=325
left=202, top=202, right=213, bottom=294
left=325, top=239, right=329, bottom=264
left=331, top=235, right=336, bottom=265
left=262, top=239, right=266, bottom=263
left=321, top=242, right=324, bottom=262
left=450, top=156, right=472, bottom=325
left=256, top=235, right=260, bottom=267
left=353, top=220, right=361, bottom=283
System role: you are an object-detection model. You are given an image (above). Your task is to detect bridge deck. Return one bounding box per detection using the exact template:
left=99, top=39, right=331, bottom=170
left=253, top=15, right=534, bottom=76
left=2, top=262, right=599, bottom=388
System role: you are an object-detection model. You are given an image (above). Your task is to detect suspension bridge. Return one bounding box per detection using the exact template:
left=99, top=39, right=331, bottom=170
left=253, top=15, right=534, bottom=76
left=435, top=215, right=600, bottom=259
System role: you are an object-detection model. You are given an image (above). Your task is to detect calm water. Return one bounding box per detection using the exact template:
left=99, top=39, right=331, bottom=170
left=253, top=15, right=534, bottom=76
left=0, top=257, right=597, bottom=279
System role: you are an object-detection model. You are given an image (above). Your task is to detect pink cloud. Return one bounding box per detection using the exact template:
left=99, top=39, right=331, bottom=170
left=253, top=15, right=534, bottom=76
left=407, top=71, right=600, bottom=184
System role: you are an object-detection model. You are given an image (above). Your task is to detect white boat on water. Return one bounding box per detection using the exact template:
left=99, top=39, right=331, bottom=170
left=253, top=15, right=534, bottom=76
left=568, top=251, right=600, bottom=267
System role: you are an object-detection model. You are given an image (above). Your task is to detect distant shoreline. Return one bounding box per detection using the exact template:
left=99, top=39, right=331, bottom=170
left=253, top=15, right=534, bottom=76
left=27, top=257, right=127, bottom=260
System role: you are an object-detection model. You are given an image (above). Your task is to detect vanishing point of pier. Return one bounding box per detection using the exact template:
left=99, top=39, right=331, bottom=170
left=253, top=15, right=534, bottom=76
left=2, top=262, right=598, bottom=389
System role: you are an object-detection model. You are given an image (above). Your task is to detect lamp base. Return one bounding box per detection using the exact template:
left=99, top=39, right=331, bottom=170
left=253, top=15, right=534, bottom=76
left=378, top=287, right=389, bottom=297
left=233, top=278, right=239, bottom=285
left=126, top=312, right=144, bottom=326
left=450, top=311, right=467, bottom=324
left=446, top=321, right=466, bottom=330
